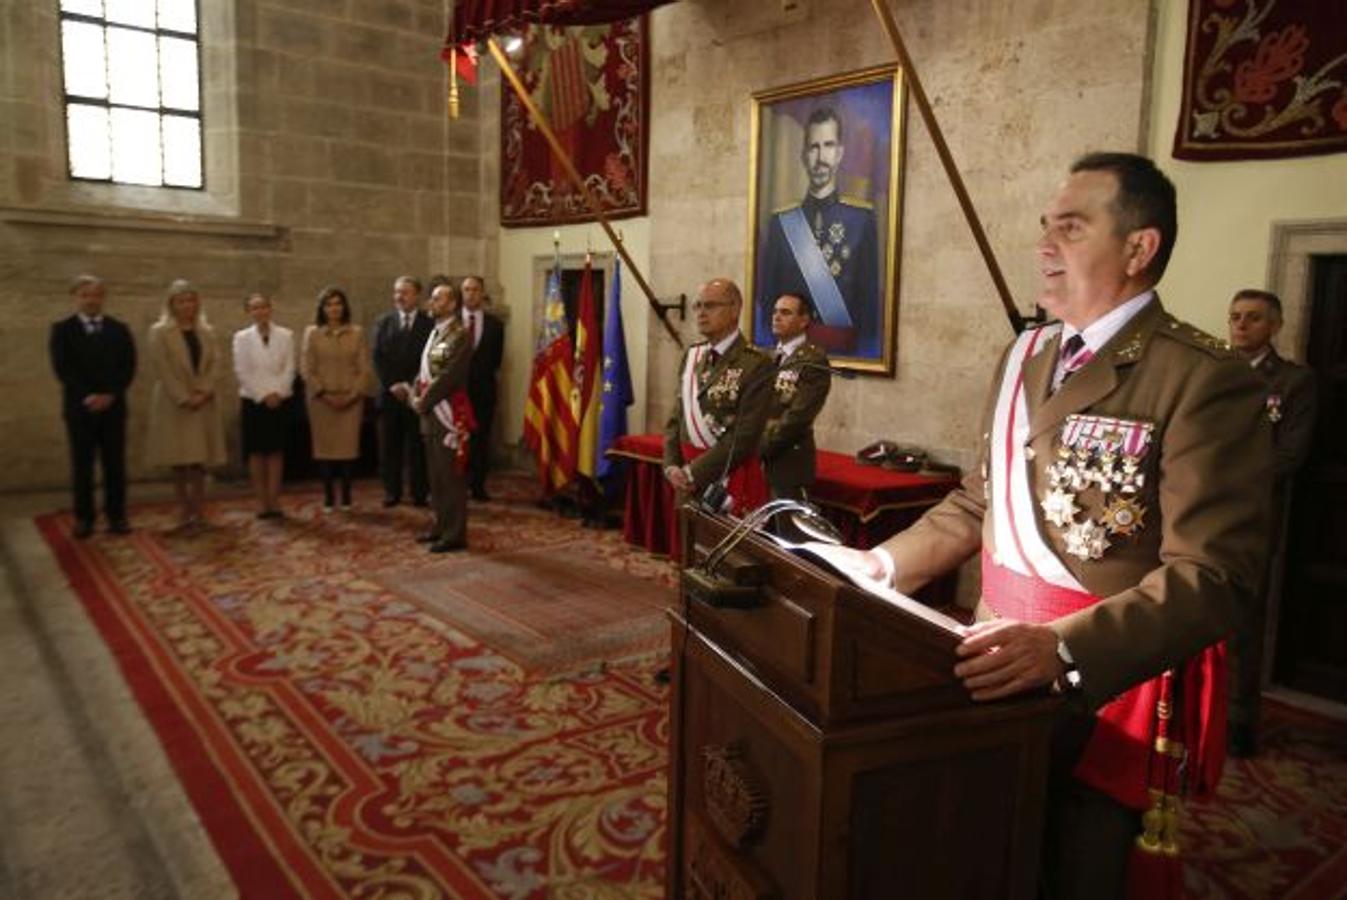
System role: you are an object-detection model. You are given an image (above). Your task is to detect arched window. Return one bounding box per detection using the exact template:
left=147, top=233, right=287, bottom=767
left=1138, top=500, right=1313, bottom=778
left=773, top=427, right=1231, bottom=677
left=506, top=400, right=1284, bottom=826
left=58, top=0, right=203, bottom=189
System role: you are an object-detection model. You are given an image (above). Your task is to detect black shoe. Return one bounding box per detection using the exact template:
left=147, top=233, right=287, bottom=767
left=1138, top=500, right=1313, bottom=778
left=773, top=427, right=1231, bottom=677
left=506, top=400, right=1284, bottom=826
left=653, top=668, right=671, bottom=685
left=415, top=532, right=440, bottom=543
left=412, top=497, right=430, bottom=508
left=1228, top=723, right=1259, bottom=759
left=429, top=540, right=466, bottom=553
left=72, top=520, right=95, bottom=539
left=382, top=497, right=400, bottom=508
left=108, top=519, right=133, bottom=535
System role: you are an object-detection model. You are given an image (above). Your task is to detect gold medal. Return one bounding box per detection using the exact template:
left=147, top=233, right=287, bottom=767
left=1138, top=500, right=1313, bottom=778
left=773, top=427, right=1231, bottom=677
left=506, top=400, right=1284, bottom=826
left=1101, top=497, right=1146, bottom=537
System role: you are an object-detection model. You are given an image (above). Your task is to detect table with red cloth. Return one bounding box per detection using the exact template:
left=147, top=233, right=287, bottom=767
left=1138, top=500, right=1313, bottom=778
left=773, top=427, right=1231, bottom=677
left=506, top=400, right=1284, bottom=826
left=605, top=433, right=960, bottom=554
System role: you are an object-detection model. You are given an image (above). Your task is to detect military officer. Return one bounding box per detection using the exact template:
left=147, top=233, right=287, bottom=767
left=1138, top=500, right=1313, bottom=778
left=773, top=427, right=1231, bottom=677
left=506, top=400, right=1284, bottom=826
left=663, top=278, right=772, bottom=512
left=754, top=107, right=880, bottom=358
left=1226, top=288, right=1317, bottom=757
left=414, top=283, right=473, bottom=553
left=832, top=153, right=1271, bottom=899
left=760, top=292, right=832, bottom=500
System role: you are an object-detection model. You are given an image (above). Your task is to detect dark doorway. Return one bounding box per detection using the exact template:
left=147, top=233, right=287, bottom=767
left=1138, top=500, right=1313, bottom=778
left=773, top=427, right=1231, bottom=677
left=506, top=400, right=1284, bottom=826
left=1275, top=254, right=1347, bottom=703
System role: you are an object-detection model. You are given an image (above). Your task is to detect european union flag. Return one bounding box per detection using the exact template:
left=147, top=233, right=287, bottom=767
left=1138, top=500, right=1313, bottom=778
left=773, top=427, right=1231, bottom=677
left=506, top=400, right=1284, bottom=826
left=595, top=260, right=633, bottom=483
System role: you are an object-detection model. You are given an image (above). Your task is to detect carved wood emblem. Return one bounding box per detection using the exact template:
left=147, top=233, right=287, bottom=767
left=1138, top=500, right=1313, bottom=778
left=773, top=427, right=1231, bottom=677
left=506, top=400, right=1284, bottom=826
left=701, top=742, right=768, bottom=848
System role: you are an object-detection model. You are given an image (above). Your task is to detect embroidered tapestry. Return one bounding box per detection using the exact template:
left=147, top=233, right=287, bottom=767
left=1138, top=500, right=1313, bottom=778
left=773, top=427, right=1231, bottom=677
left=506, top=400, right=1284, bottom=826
left=1174, top=0, right=1347, bottom=161
left=500, top=17, right=649, bottom=226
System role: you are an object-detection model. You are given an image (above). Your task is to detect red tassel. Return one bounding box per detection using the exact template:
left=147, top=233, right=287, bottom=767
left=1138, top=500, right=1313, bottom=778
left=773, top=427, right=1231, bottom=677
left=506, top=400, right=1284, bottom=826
left=1127, top=841, right=1183, bottom=899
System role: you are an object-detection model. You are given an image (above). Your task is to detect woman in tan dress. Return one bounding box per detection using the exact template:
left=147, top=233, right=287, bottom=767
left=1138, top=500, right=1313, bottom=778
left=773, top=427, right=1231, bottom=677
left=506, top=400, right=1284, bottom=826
left=301, top=286, right=369, bottom=510
left=145, top=279, right=226, bottom=528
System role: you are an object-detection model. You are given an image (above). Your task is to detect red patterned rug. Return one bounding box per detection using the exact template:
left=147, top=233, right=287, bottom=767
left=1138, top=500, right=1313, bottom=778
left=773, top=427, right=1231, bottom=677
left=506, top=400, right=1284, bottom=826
left=38, top=479, right=675, bottom=899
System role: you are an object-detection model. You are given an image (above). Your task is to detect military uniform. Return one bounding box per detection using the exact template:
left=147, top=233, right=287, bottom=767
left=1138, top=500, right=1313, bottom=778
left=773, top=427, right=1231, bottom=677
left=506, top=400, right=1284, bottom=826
left=418, top=319, right=472, bottom=548
left=663, top=333, right=772, bottom=494
left=877, top=298, right=1272, bottom=898
left=1229, top=347, right=1317, bottom=743
left=755, top=192, right=880, bottom=356
left=760, top=340, right=832, bottom=499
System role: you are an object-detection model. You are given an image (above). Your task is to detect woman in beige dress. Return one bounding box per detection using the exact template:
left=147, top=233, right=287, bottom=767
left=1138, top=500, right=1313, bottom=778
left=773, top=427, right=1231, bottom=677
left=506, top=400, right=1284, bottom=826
left=145, top=279, right=226, bottom=528
left=301, top=286, right=369, bottom=510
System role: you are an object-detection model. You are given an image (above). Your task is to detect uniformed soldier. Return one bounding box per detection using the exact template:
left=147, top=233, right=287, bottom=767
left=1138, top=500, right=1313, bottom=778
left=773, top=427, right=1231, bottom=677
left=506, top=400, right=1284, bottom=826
left=663, top=278, right=772, bottom=512
left=760, top=292, right=832, bottom=500
left=830, top=153, right=1271, bottom=899
left=1226, top=288, right=1317, bottom=757
left=754, top=107, right=880, bottom=357
left=414, top=283, right=473, bottom=553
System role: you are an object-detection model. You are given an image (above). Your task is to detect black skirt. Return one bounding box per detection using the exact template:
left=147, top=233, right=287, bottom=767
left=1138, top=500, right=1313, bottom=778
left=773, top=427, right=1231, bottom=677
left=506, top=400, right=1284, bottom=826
left=240, top=397, right=291, bottom=456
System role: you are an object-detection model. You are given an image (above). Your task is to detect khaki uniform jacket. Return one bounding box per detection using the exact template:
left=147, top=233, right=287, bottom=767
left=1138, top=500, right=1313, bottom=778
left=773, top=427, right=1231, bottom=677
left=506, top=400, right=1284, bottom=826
left=760, top=341, right=832, bottom=492
left=418, top=320, right=472, bottom=438
left=663, top=334, right=773, bottom=493
left=302, top=324, right=369, bottom=461
left=879, top=300, right=1273, bottom=709
left=145, top=321, right=226, bottom=468
left=1254, top=348, right=1316, bottom=483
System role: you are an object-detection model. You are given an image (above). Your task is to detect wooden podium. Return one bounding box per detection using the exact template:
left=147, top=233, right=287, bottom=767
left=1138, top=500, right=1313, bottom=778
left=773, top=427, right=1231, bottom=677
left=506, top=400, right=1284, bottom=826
left=667, top=507, right=1060, bottom=900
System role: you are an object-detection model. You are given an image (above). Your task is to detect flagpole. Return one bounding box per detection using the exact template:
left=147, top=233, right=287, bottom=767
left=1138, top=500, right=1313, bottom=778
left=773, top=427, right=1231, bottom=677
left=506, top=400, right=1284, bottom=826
left=486, top=37, right=683, bottom=349
left=867, top=0, right=1024, bottom=334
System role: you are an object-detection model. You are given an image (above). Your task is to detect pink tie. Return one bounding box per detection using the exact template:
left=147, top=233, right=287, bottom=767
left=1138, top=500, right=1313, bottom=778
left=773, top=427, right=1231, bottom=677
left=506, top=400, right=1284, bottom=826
left=1058, top=334, right=1094, bottom=388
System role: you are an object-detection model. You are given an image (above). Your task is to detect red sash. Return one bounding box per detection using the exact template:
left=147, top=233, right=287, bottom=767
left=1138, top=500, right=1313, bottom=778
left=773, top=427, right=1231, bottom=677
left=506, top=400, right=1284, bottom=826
left=982, top=552, right=1227, bottom=810
left=681, top=442, right=768, bottom=517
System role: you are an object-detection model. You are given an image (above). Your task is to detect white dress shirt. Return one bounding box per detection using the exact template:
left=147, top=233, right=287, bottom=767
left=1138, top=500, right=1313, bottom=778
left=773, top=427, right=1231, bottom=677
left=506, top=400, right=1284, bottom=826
left=232, top=324, right=296, bottom=400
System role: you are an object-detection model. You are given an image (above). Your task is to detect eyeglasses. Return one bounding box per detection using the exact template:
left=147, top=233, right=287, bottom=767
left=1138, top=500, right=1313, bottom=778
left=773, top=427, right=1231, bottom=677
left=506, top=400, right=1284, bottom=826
left=691, top=300, right=735, bottom=312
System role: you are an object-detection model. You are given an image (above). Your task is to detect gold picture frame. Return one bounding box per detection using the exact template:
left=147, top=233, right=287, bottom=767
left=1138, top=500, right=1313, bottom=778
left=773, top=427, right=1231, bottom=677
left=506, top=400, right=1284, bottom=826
left=745, top=65, right=907, bottom=375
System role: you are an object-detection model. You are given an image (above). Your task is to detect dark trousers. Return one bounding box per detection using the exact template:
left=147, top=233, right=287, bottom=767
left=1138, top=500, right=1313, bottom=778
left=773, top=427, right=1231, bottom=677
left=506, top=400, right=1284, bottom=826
left=467, top=402, right=494, bottom=494
left=423, top=435, right=467, bottom=545
left=379, top=403, right=427, bottom=503
left=1230, top=488, right=1291, bottom=733
left=65, top=409, right=127, bottom=524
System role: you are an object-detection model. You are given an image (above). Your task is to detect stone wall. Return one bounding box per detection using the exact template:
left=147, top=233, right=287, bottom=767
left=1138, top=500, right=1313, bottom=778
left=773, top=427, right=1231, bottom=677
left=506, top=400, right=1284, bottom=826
left=642, top=0, right=1153, bottom=469
left=0, top=0, right=491, bottom=490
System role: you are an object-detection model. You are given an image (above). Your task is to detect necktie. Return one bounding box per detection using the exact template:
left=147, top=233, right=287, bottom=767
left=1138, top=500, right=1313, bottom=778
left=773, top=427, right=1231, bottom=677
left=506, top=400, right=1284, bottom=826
left=1057, top=334, right=1094, bottom=389
left=774, top=347, right=785, bottom=365
left=708, top=348, right=720, bottom=366
left=401, top=313, right=411, bottom=332
left=471, top=312, right=480, bottom=346
left=88, top=318, right=102, bottom=335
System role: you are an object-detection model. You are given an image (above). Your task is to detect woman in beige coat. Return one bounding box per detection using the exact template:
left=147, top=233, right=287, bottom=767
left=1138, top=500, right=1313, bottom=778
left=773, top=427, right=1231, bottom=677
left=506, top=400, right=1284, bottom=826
left=146, top=279, right=226, bottom=528
left=301, top=286, right=369, bottom=509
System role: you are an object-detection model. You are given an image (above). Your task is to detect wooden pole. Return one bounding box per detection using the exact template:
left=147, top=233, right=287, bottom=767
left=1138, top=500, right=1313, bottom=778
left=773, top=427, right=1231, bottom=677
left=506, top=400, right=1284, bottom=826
left=868, top=0, right=1025, bottom=334
left=486, top=37, right=683, bottom=347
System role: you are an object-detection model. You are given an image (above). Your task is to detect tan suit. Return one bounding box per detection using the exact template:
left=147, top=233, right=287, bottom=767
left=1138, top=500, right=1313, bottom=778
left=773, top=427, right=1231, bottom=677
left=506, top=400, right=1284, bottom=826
left=663, top=334, right=773, bottom=493
left=881, top=299, right=1272, bottom=710
left=145, top=321, right=226, bottom=468
left=419, top=320, right=472, bottom=546
left=301, top=324, right=369, bottom=461
left=760, top=341, right=831, bottom=498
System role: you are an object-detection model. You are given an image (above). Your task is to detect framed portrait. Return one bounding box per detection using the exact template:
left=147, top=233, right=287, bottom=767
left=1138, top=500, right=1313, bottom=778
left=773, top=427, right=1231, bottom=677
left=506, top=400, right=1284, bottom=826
left=745, top=65, right=907, bottom=374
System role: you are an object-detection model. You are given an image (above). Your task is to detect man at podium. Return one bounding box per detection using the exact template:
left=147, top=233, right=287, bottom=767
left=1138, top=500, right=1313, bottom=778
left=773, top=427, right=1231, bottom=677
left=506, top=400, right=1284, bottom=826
left=842, top=153, right=1271, bottom=898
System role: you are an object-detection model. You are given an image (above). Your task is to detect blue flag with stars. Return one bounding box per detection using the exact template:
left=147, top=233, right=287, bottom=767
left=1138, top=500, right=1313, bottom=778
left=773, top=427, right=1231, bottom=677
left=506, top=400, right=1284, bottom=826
left=596, top=260, right=633, bottom=482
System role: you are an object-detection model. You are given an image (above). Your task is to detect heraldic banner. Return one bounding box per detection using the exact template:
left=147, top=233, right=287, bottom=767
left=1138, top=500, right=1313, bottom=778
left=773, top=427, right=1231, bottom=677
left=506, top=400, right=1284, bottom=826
left=1173, top=0, right=1347, bottom=162
left=500, top=17, right=649, bottom=227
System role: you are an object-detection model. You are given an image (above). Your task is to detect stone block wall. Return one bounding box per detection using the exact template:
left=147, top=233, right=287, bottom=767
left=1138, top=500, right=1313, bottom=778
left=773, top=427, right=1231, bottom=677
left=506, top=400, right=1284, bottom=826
left=0, top=0, right=491, bottom=490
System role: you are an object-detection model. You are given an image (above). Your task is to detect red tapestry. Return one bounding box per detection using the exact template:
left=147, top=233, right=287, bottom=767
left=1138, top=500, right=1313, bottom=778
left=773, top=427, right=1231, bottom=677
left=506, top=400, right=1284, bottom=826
left=1174, top=0, right=1347, bottom=161
left=500, top=17, right=649, bottom=226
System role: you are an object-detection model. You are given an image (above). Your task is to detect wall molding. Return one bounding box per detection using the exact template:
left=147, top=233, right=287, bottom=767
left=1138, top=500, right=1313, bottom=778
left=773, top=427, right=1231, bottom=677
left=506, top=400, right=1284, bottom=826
left=0, top=206, right=285, bottom=242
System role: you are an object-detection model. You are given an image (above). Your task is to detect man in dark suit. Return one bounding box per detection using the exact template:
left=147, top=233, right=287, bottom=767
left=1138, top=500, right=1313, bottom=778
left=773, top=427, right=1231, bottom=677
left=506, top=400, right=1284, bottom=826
left=372, top=275, right=434, bottom=507
left=760, top=292, right=832, bottom=499
left=461, top=276, right=504, bottom=501
left=49, top=275, right=137, bottom=538
left=1226, top=288, right=1317, bottom=757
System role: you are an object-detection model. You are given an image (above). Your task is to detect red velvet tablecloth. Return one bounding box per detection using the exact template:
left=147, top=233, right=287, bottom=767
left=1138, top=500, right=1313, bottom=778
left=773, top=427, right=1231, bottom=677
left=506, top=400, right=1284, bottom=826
left=606, top=433, right=960, bottom=555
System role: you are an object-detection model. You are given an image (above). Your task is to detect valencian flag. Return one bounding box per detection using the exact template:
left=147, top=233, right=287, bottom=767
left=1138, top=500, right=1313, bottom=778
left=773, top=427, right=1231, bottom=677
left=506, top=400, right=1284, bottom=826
left=595, top=259, right=633, bottom=482
left=522, top=256, right=579, bottom=493
left=574, top=256, right=602, bottom=479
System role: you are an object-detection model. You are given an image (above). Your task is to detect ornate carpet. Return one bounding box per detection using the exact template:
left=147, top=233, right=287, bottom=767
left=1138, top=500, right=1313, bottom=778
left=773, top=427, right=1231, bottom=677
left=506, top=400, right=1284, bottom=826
left=35, top=481, right=1347, bottom=897
left=38, top=484, right=675, bottom=899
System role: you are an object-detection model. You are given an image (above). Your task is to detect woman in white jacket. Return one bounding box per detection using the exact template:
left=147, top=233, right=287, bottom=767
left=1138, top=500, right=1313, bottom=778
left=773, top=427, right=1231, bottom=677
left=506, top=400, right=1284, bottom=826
left=232, top=292, right=295, bottom=518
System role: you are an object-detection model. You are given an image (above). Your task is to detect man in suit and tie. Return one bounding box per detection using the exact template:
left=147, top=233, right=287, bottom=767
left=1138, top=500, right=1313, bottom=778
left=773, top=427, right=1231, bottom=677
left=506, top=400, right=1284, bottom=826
left=461, top=276, right=504, bottom=501
left=834, top=153, right=1271, bottom=898
left=663, top=278, right=773, bottom=510
left=1226, top=288, right=1317, bottom=757
left=49, top=275, right=137, bottom=538
left=372, top=275, right=433, bottom=507
left=760, top=292, right=832, bottom=500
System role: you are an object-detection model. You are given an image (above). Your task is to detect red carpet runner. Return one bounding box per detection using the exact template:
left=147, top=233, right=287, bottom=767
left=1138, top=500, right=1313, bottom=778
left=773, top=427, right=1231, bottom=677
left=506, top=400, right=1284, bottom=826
left=39, top=486, right=674, bottom=899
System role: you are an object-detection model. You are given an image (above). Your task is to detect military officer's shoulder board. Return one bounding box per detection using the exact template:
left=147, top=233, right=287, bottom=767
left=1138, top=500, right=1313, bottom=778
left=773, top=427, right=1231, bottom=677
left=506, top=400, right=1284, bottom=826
left=1156, top=314, right=1233, bottom=359
left=840, top=195, right=873, bottom=210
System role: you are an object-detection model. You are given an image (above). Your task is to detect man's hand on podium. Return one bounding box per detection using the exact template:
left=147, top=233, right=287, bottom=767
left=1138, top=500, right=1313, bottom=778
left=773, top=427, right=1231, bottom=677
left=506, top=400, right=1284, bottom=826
left=953, top=619, right=1066, bottom=701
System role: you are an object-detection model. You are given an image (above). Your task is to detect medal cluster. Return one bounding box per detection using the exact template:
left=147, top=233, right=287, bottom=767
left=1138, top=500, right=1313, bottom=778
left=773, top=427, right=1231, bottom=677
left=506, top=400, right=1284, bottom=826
left=1041, top=416, right=1153, bottom=561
